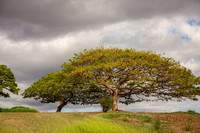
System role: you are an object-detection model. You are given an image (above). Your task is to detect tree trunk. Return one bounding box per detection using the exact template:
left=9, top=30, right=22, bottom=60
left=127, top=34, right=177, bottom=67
left=112, top=89, right=119, bottom=112
left=56, top=101, right=67, bottom=112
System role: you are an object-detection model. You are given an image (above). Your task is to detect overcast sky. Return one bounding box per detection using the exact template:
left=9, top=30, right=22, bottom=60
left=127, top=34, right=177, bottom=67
left=0, top=0, right=200, bottom=112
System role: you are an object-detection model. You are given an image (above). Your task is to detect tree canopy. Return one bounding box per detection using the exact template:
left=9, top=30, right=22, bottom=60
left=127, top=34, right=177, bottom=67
left=22, top=71, right=104, bottom=112
left=0, top=65, right=19, bottom=98
left=62, top=47, right=200, bottom=112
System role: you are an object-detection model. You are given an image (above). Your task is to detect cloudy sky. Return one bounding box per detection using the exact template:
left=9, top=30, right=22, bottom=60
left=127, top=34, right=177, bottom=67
left=1, top=0, right=200, bottom=112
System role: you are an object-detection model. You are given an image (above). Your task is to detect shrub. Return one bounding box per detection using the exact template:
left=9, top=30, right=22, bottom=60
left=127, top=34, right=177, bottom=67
left=0, top=106, right=39, bottom=112
left=174, top=110, right=198, bottom=115
left=99, top=96, right=113, bottom=112
left=154, top=119, right=161, bottom=130
left=186, top=110, right=197, bottom=115
left=184, top=116, right=193, bottom=131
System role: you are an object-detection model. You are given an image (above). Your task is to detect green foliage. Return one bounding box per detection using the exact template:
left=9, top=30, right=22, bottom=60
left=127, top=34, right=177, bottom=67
left=99, top=96, right=113, bottom=112
left=142, top=116, right=152, bottom=122
left=174, top=110, right=198, bottom=114
left=62, top=47, right=200, bottom=111
left=0, top=106, right=39, bottom=112
left=22, top=71, right=72, bottom=103
left=186, top=110, right=197, bottom=114
left=153, top=119, right=164, bottom=133
left=22, top=71, right=104, bottom=112
left=154, top=119, right=162, bottom=130
left=0, top=65, right=19, bottom=98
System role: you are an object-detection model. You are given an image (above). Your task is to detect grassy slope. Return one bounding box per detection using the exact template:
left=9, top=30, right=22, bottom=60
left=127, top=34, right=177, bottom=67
left=0, top=112, right=158, bottom=133
left=1, top=112, right=200, bottom=133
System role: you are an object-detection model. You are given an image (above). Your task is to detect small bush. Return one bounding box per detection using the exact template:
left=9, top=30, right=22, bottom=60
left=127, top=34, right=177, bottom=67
left=185, top=124, right=193, bottom=131
left=0, top=106, right=39, bottom=112
left=142, top=116, right=152, bottom=122
left=186, top=110, right=196, bottom=115
left=99, top=96, right=113, bottom=112
left=184, top=116, right=193, bottom=131
left=154, top=119, right=161, bottom=130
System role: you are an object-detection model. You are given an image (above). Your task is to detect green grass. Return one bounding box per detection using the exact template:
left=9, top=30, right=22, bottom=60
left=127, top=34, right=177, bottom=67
left=122, top=115, right=130, bottom=122
left=0, top=112, right=161, bottom=133
left=100, top=113, right=152, bottom=123
left=153, top=119, right=163, bottom=133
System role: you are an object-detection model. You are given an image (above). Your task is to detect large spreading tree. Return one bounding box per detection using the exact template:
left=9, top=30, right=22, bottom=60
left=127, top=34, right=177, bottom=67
left=22, top=71, right=104, bottom=112
left=0, top=65, right=19, bottom=98
left=62, top=47, right=200, bottom=112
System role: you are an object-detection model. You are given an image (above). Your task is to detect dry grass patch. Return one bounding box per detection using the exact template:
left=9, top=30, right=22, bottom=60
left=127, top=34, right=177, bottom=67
left=135, top=112, right=200, bottom=133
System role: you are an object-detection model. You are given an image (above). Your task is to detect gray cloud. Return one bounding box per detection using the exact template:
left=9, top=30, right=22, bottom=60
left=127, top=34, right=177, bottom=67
left=117, top=0, right=200, bottom=18
left=0, top=31, right=98, bottom=85
left=1, top=0, right=200, bottom=40
left=0, top=0, right=118, bottom=40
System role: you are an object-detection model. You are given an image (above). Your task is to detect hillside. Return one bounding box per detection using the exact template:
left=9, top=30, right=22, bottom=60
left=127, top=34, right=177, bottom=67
left=0, top=112, right=199, bottom=133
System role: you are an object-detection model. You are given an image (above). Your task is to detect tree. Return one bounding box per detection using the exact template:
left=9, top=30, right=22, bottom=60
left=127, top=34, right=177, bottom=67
left=22, top=71, right=103, bottom=112
left=62, top=47, right=200, bottom=112
left=0, top=65, right=19, bottom=98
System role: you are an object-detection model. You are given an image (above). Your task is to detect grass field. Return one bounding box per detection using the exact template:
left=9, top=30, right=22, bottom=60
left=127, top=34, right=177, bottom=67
left=0, top=112, right=200, bottom=133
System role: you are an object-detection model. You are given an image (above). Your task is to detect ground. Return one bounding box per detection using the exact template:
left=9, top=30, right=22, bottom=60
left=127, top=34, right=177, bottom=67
left=142, top=112, right=200, bottom=133
left=0, top=112, right=199, bottom=133
left=82, top=112, right=200, bottom=133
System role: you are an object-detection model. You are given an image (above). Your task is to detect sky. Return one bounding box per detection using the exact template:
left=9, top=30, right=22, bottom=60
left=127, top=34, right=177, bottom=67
left=0, top=0, right=200, bottom=113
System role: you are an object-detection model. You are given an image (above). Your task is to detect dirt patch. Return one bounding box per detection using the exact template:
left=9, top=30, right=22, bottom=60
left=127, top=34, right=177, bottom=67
left=134, top=113, right=200, bottom=133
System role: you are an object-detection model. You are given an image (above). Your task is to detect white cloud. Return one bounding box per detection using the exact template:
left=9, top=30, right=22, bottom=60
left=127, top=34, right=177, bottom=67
left=181, top=59, right=200, bottom=75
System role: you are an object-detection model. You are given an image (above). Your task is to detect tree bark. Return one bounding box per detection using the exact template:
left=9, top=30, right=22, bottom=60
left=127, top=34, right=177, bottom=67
left=56, top=101, right=67, bottom=112
left=112, top=89, right=119, bottom=112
